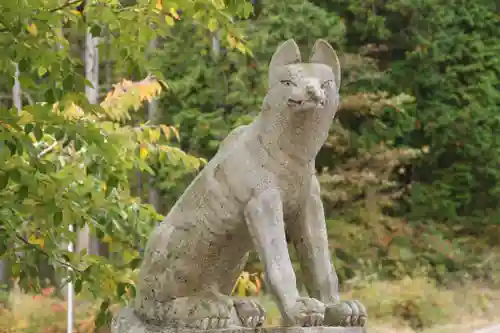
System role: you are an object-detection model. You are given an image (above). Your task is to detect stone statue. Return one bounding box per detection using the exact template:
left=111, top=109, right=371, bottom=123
left=112, top=39, right=367, bottom=333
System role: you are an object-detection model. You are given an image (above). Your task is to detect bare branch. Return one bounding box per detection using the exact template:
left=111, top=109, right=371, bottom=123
left=37, top=141, right=58, bottom=158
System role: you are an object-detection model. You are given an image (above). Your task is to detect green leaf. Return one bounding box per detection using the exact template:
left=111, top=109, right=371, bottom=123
left=129, top=257, right=142, bottom=270
left=44, top=89, right=56, bottom=104
left=116, top=282, right=126, bottom=298
left=8, top=169, right=21, bottom=184
left=34, top=125, right=43, bottom=141
left=18, top=58, right=29, bottom=72
left=18, top=185, right=29, bottom=200
left=90, top=25, right=102, bottom=37
left=24, top=123, right=34, bottom=134
left=54, top=210, right=63, bottom=226
left=95, top=310, right=107, bottom=328
left=74, top=136, right=84, bottom=151
left=0, top=172, right=8, bottom=190
left=55, top=129, right=65, bottom=141
left=100, top=298, right=110, bottom=312
left=6, top=141, right=17, bottom=155
left=63, top=75, right=75, bottom=91
left=208, top=18, right=218, bottom=32
left=74, top=278, right=83, bottom=294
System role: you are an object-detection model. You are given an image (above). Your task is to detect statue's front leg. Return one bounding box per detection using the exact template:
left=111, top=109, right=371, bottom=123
left=288, top=175, right=368, bottom=327
left=244, top=188, right=325, bottom=327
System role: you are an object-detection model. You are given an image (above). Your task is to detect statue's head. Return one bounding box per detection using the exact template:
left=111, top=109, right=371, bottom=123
left=265, top=39, right=341, bottom=114
left=259, top=39, right=341, bottom=162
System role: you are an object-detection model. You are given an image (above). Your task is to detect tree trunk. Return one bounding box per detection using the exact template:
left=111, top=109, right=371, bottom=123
left=0, top=63, right=24, bottom=297
left=78, top=28, right=100, bottom=256
left=147, top=38, right=162, bottom=213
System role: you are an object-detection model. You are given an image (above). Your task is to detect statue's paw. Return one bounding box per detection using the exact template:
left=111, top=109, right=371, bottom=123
left=181, top=298, right=232, bottom=329
left=234, top=299, right=266, bottom=328
left=284, top=297, right=325, bottom=327
left=191, top=316, right=230, bottom=330
left=324, top=300, right=367, bottom=327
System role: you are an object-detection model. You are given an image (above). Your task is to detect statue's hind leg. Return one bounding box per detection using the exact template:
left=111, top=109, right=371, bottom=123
left=134, top=292, right=234, bottom=329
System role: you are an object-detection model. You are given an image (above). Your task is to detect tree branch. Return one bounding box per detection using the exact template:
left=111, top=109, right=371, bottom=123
left=15, top=233, right=83, bottom=273
left=49, top=0, right=83, bottom=12
left=37, top=141, right=58, bottom=158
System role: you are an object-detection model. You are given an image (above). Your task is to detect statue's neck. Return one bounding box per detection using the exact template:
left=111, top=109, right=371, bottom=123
left=255, top=104, right=333, bottom=166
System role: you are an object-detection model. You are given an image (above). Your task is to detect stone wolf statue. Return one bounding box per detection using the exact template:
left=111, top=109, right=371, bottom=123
left=114, top=39, right=367, bottom=332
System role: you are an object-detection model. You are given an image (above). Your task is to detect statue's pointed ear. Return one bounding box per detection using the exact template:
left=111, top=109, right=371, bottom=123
left=269, top=39, right=301, bottom=83
left=310, top=39, right=341, bottom=90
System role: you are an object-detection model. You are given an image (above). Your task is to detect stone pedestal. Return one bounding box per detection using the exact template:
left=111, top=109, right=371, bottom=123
left=111, top=308, right=365, bottom=333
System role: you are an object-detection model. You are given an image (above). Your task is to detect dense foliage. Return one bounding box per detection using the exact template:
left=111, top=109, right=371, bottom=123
left=0, top=0, right=255, bottom=326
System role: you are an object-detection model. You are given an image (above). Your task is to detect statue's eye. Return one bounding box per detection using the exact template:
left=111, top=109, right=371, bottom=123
left=321, top=80, right=334, bottom=88
left=280, top=80, right=295, bottom=87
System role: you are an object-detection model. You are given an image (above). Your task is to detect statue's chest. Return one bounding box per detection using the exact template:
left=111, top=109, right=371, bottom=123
left=276, top=169, right=311, bottom=211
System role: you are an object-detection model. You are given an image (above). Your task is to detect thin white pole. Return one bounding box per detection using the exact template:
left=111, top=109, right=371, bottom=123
left=211, top=31, right=220, bottom=60
left=67, top=224, right=74, bottom=333
left=12, top=63, right=22, bottom=111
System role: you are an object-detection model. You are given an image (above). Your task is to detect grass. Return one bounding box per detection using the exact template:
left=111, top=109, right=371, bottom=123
left=1, top=277, right=500, bottom=333
left=258, top=276, right=500, bottom=332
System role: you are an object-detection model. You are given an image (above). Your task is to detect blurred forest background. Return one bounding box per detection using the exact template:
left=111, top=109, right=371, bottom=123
left=1, top=0, right=500, bottom=332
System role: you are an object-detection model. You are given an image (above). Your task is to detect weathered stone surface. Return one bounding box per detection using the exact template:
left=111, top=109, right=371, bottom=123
left=114, top=38, right=368, bottom=333
left=111, top=308, right=364, bottom=333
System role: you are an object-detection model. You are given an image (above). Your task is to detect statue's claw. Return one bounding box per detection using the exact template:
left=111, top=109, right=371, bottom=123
left=324, top=300, right=367, bottom=327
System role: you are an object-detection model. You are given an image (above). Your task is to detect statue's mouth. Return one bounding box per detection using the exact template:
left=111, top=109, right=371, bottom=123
left=287, top=99, right=325, bottom=110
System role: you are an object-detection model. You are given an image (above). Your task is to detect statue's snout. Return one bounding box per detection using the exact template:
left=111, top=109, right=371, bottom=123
left=287, top=82, right=325, bottom=110
left=306, top=83, right=325, bottom=106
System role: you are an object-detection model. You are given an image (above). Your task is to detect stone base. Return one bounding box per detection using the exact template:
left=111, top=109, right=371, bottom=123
left=111, top=308, right=365, bottom=333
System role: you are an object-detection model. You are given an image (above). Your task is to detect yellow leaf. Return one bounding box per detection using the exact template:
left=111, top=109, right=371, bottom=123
left=159, top=145, right=172, bottom=152
left=190, top=158, right=201, bottom=170
left=102, top=277, right=116, bottom=294
left=160, top=125, right=171, bottom=139
left=169, top=7, right=180, bottom=20
left=28, top=235, right=45, bottom=249
left=63, top=102, right=85, bottom=120
left=22, top=198, right=38, bottom=206
left=103, top=235, right=112, bottom=243
left=235, top=41, right=247, bottom=54
left=28, top=133, right=37, bottom=142
left=38, top=67, right=47, bottom=77
left=207, top=18, right=218, bottom=32
left=165, top=15, right=175, bottom=26
left=156, top=0, right=163, bottom=10
left=171, top=126, right=180, bottom=141
left=123, top=249, right=139, bottom=263
left=100, top=76, right=164, bottom=120
left=26, top=23, right=38, bottom=36
left=211, top=0, right=225, bottom=10
left=232, top=271, right=258, bottom=296
left=139, top=144, right=149, bottom=160
left=236, top=280, right=246, bottom=296
left=17, top=110, right=34, bottom=125
left=158, top=79, right=169, bottom=90
left=149, top=128, right=161, bottom=143
left=226, top=34, right=237, bottom=49
left=192, top=11, right=204, bottom=21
